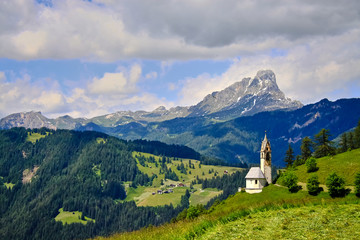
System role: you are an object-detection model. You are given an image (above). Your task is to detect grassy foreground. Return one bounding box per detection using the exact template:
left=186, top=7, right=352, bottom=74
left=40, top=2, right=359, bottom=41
left=199, top=203, right=360, bottom=239
left=93, top=185, right=360, bottom=240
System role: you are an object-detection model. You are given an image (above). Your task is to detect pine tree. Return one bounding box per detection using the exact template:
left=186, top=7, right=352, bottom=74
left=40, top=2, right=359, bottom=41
left=314, top=129, right=335, bottom=158
left=284, top=144, right=294, bottom=167
left=339, top=133, right=348, bottom=153
left=354, top=120, right=360, bottom=149
left=348, top=132, right=355, bottom=150
left=300, top=136, right=313, bottom=163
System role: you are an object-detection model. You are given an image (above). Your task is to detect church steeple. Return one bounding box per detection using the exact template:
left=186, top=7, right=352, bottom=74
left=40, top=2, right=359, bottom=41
left=260, top=132, right=272, bottom=184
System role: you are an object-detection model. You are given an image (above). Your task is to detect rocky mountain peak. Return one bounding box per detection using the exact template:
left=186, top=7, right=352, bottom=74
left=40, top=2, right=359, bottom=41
left=153, top=106, right=167, bottom=112
left=188, top=70, right=302, bottom=119
left=0, top=111, right=56, bottom=129
left=255, top=70, right=276, bottom=83
left=0, top=70, right=303, bottom=129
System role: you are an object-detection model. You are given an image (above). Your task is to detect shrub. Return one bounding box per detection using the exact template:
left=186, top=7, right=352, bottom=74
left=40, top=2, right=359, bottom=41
left=186, top=204, right=205, bottom=219
left=306, top=175, right=322, bottom=196
left=326, top=172, right=350, bottom=198
left=278, top=171, right=302, bottom=193
left=355, top=172, right=360, bottom=197
left=305, top=157, right=318, bottom=173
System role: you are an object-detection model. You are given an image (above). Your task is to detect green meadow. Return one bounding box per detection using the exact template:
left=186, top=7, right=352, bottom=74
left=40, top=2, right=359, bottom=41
left=95, top=185, right=360, bottom=240
left=124, top=152, right=242, bottom=207
left=55, top=208, right=95, bottom=225
left=26, top=131, right=50, bottom=143
left=294, top=148, right=360, bottom=185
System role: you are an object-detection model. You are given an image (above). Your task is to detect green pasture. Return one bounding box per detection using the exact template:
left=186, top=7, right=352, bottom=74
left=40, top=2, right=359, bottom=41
left=294, top=148, right=360, bottom=185
left=54, top=208, right=95, bottom=225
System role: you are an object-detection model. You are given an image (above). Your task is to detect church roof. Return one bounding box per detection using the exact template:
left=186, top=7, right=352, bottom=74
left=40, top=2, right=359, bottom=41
left=245, top=167, right=266, bottom=179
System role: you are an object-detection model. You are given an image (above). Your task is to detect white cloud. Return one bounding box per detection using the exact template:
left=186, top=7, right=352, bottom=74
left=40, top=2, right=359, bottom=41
left=0, top=73, right=67, bottom=117
left=0, top=0, right=359, bottom=117
left=31, top=91, right=65, bottom=112
left=145, top=71, right=157, bottom=79
left=1, top=0, right=359, bottom=61
left=88, top=64, right=140, bottom=95
left=89, top=73, right=130, bottom=95
left=178, top=29, right=360, bottom=105
left=0, top=64, right=174, bottom=118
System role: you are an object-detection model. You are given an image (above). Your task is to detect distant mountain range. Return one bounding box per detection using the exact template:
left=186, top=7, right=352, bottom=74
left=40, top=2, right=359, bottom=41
left=1, top=70, right=360, bottom=166
left=0, top=70, right=302, bottom=129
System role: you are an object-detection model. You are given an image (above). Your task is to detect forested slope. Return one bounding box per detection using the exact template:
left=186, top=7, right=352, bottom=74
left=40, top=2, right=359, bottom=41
left=0, top=128, right=206, bottom=240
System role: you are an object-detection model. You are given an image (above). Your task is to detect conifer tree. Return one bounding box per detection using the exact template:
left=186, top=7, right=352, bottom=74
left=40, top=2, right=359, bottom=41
left=339, top=133, right=348, bottom=153
left=354, top=120, right=360, bottom=148
left=300, top=136, right=313, bottom=163
left=314, top=129, right=335, bottom=158
left=284, top=144, right=294, bottom=167
left=348, top=132, right=355, bottom=150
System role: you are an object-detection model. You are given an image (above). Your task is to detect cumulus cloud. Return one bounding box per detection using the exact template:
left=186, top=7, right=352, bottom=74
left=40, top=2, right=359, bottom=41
left=0, top=0, right=359, bottom=117
left=0, top=65, right=173, bottom=119
left=0, top=73, right=67, bottom=117
left=0, top=0, right=359, bottom=61
left=179, top=29, right=360, bottom=105
left=88, top=64, right=140, bottom=95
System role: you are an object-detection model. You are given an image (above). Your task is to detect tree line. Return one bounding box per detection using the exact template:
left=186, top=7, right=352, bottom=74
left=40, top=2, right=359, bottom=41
left=279, top=119, right=360, bottom=198
left=284, top=119, right=360, bottom=168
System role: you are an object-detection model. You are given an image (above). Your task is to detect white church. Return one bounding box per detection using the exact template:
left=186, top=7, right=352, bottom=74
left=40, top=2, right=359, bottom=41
left=243, top=133, right=272, bottom=194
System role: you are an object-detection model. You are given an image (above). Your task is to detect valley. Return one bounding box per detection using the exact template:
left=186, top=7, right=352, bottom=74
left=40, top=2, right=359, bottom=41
left=0, top=128, right=245, bottom=240
left=125, top=152, right=242, bottom=207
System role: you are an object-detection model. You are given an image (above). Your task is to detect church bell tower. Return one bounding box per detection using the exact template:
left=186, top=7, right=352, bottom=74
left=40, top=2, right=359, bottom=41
left=260, top=132, right=272, bottom=184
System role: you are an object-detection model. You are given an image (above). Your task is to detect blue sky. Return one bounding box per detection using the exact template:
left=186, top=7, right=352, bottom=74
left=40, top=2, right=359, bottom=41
left=0, top=0, right=359, bottom=118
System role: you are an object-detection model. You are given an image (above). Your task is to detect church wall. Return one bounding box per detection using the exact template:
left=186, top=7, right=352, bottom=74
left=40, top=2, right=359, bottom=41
left=246, top=178, right=266, bottom=189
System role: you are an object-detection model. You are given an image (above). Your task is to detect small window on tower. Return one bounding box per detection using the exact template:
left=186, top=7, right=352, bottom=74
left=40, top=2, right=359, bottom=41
left=255, top=180, right=258, bottom=184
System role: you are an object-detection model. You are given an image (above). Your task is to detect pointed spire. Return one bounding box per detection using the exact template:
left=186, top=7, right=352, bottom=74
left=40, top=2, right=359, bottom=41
left=261, top=131, right=270, bottom=151
left=263, top=131, right=267, bottom=142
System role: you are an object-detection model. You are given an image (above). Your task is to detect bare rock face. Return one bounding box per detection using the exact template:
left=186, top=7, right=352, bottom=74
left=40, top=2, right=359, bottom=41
left=0, top=111, right=57, bottom=129
left=188, top=70, right=302, bottom=119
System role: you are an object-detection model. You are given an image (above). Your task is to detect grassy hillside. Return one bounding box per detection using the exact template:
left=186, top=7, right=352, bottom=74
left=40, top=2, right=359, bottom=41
left=124, top=152, right=241, bottom=206
left=294, top=148, right=360, bottom=185
left=94, top=185, right=360, bottom=240
left=199, top=203, right=360, bottom=239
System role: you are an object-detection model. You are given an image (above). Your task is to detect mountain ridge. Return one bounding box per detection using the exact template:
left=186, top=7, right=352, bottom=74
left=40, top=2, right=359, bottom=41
left=0, top=70, right=302, bottom=129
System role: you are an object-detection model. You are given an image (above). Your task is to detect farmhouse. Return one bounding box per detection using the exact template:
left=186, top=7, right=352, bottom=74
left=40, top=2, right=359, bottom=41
left=243, top=133, right=272, bottom=194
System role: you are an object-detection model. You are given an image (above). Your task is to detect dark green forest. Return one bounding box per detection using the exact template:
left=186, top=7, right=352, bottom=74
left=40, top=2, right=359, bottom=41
left=0, top=128, right=203, bottom=240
